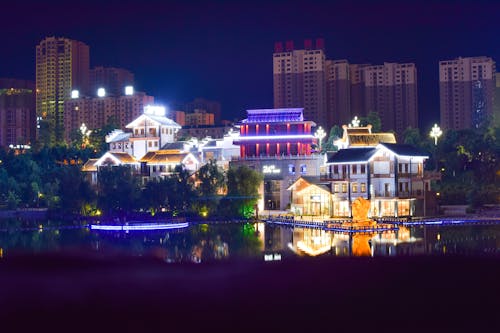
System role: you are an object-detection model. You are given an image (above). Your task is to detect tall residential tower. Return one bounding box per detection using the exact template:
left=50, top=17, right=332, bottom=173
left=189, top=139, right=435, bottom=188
left=36, top=37, right=89, bottom=145
left=273, top=39, right=327, bottom=128
left=439, top=56, right=496, bottom=130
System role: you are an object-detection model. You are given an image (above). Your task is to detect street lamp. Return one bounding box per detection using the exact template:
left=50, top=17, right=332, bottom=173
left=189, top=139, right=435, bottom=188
left=349, top=116, right=360, bottom=128
left=80, top=123, right=92, bottom=148
left=314, top=126, right=326, bottom=151
left=429, top=124, right=442, bottom=146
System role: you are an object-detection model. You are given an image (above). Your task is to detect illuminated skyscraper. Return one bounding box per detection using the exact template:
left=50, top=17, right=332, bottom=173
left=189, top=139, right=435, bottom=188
left=439, top=56, right=496, bottom=130
left=0, top=79, right=35, bottom=148
left=36, top=37, right=89, bottom=145
left=273, top=39, right=327, bottom=128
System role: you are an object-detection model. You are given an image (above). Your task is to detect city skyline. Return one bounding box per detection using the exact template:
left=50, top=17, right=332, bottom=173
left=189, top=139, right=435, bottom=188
left=1, top=0, right=500, bottom=131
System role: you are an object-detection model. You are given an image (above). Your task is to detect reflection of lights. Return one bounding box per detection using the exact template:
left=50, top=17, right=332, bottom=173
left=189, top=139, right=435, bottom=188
left=90, top=222, right=189, bottom=231
left=264, top=253, right=282, bottom=261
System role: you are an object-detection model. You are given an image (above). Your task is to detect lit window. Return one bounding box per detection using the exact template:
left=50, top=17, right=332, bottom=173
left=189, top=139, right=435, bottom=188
left=300, top=164, right=307, bottom=174
left=352, top=183, right=358, bottom=193
left=361, top=183, right=366, bottom=192
left=342, top=183, right=347, bottom=193
left=288, top=164, right=295, bottom=174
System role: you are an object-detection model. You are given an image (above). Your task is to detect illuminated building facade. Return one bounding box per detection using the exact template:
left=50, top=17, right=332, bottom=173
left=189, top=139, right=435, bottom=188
left=439, top=56, right=496, bottom=130
left=63, top=89, right=154, bottom=142
left=0, top=79, right=35, bottom=148
left=273, top=39, right=327, bottom=128
left=36, top=37, right=89, bottom=145
left=289, top=124, right=431, bottom=217
left=184, top=98, right=221, bottom=124
left=232, top=108, right=323, bottom=211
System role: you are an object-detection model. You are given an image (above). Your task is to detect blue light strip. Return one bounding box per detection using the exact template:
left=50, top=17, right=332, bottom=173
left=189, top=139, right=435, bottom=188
left=90, top=222, right=189, bottom=231
left=376, top=218, right=500, bottom=226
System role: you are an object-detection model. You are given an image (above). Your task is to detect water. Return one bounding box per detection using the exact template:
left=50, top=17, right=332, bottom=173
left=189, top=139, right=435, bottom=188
left=0, top=218, right=499, bottom=261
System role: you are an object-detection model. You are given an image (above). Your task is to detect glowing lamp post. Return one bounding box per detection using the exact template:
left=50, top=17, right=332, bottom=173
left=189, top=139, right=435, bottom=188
left=430, top=124, right=442, bottom=146
left=80, top=123, right=92, bottom=148
left=350, top=116, right=360, bottom=128
left=314, top=126, right=326, bottom=151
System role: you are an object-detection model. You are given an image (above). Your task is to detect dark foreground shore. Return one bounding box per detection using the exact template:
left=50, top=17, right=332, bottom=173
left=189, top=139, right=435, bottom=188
left=1, top=253, right=499, bottom=332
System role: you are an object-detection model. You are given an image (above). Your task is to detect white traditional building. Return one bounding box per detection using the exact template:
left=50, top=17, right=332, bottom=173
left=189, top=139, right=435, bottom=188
left=106, top=105, right=182, bottom=160
left=289, top=122, right=433, bottom=217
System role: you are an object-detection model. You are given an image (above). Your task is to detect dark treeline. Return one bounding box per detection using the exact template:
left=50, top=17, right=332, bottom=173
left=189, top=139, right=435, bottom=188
left=0, top=147, right=262, bottom=220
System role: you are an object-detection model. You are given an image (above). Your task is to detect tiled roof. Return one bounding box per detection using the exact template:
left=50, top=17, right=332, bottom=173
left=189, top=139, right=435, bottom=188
left=379, top=143, right=428, bottom=157
left=327, top=148, right=376, bottom=163
left=139, top=151, right=189, bottom=164
left=161, top=142, right=186, bottom=150
left=82, top=159, right=98, bottom=172
left=110, top=152, right=138, bottom=164
left=348, top=133, right=396, bottom=146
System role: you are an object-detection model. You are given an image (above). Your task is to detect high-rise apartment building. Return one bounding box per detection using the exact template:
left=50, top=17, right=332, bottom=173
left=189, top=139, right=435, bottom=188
left=273, top=39, right=327, bottom=128
left=185, top=98, right=221, bottom=124
left=325, top=59, right=351, bottom=129
left=36, top=37, right=90, bottom=145
left=364, top=62, right=418, bottom=136
left=0, top=79, right=35, bottom=148
left=272, top=40, right=417, bottom=137
left=349, top=63, right=371, bottom=120
left=89, top=67, right=134, bottom=96
left=439, top=57, right=496, bottom=130
left=64, top=89, right=153, bottom=142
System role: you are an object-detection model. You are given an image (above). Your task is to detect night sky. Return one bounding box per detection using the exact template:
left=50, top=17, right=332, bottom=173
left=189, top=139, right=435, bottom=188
left=1, top=0, right=499, bottom=131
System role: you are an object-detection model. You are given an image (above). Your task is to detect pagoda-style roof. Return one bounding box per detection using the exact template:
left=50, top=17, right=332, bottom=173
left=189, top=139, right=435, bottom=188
left=241, top=108, right=315, bottom=125
left=348, top=133, right=397, bottom=146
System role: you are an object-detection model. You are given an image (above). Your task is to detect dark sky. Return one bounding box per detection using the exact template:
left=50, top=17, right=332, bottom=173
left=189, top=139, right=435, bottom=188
left=1, top=0, right=499, bottom=131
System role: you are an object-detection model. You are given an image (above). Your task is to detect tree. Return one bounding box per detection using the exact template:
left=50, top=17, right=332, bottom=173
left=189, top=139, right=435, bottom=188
left=323, top=125, right=342, bottom=152
left=163, top=165, right=197, bottom=216
left=360, top=111, right=382, bottom=132
left=97, top=166, right=142, bottom=215
left=223, top=165, right=263, bottom=218
left=195, top=159, right=225, bottom=217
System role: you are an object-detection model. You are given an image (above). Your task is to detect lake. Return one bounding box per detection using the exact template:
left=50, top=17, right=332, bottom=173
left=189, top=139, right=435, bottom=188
left=1, top=218, right=499, bottom=260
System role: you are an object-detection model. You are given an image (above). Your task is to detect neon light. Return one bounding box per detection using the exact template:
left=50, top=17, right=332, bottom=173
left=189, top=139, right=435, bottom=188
left=90, top=222, right=189, bottom=231
left=235, top=134, right=315, bottom=141
left=144, top=105, right=166, bottom=116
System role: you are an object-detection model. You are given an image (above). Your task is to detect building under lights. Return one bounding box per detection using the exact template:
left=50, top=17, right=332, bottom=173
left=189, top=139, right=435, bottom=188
left=83, top=105, right=189, bottom=184
left=231, top=108, right=323, bottom=211
left=288, top=124, right=431, bottom=217
left=36, top=37, right=90, bottom=146
left=63, top=86, right=154, bottom=142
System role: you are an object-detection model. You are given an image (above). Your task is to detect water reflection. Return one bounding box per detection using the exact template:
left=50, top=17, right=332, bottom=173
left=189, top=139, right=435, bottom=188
left=0, top=219, right=499, bottom=260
